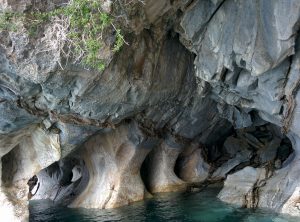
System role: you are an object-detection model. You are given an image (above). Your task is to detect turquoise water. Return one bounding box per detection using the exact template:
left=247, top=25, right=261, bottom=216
left=29, top=187, right=299, bottom=222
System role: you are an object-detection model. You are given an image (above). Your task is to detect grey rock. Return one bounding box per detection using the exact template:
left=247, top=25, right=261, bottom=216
left=142, top=136, right=187, bottom=193
left=0, top=0, right=300, bottom=219
left=176, top=143, right=210, bottom=183
left=218, top=166, right=267, bottom=208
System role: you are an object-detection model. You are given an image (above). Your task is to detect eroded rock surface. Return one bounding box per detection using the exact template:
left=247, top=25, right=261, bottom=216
left=70, top=122, right=157, bottom=209
left=0, top=0, right=300, bottom=220
left=0, top=126, right=60, bottom=221
left=142, top=136, right=187, bottom=193
left=176, top=143, right=210, bottom=183
left=218, top=166, right=268, bottom=208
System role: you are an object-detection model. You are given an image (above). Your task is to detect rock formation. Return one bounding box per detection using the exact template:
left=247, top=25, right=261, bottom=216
left=176, top=142, right=210, bottom=184
left=218, top=166, right=268, bottom=208
left=0, top=0, right=300, bottom=221
left=0, top=126, right=60, bottom=221
left=142, top=136, right=187, bottom=193
left=69, top=122, right=157, bottom=209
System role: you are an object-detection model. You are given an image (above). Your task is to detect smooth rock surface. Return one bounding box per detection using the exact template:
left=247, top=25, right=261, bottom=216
left=0, top=126, right=60, bottom=221
left=176, top=143, right=210, bottom=183
left=70, top=122, right=157, bottom=209
left=281, top=186, right=300, bottom=217
left=143, top=136, right=187, bottom=193
left=218, top=166, right=267, bottom=208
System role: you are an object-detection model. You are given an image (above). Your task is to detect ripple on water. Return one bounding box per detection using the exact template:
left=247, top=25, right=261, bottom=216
left=29, top=187, right=299, bottom=222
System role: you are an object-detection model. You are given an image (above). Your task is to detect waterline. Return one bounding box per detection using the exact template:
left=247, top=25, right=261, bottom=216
left=29, top=187, right=299, bottom=222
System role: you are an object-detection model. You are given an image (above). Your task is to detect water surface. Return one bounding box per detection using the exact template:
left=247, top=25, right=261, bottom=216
left=29, top=187, right=299, bottom=222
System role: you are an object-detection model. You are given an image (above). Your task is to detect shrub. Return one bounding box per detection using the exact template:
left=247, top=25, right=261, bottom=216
left=0, top=0, right=126, bottom=72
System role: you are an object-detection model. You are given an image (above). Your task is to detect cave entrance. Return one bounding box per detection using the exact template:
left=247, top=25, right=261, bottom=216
left=174, top=123, right=293, bottom=185
left=23, top=122, right=294, bottom=207
left=25, top=156, right=88, bottom=205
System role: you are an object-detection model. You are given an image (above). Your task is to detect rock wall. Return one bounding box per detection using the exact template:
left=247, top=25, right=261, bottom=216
left=0, top=0, right=300, bottom=221
left=69, top=122, right=157, bottom=209
left=142, top=136, right=187, bottom=193
left=0, top=126, right=60, bottom=221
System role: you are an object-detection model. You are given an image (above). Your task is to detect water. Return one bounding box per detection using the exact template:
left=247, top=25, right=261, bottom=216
left=29, top=187, right=299, bottom=222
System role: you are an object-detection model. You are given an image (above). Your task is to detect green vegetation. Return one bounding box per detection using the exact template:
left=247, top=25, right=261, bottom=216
left=0, top=0, right=126, bottom=71
left=0, top=11, right=22, bottom=31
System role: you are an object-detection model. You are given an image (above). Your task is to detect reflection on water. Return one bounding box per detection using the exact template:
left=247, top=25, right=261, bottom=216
left=29, top=187, right=299, bottom=222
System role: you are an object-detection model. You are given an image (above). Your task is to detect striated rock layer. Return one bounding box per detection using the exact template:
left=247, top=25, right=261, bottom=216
left=0, top=0, right=300, bottom=221
left=142, top=136, right=187, bottom=193
left=69, top=122, right=157, bottom=209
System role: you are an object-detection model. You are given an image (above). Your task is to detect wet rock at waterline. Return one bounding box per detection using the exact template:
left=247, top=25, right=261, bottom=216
left=0, top=0, right=300, bottom=221
left=175, top=143, right=210, bottom=184
left=0, top=126, right=60, bottom=221
left=218, top=166, right=268, bottom=208
left=142, top=136, right=187, bottom=193
left=69, top=123, right=157, bottom=209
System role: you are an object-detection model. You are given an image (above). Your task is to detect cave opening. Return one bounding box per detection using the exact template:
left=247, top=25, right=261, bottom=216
left=140, top=152, right=152, bottom=193
left=173, top=122, right=294, bottom=188
left=25, top=156, right=88, bottom=205
left=24, top=121, right=294, bottom=211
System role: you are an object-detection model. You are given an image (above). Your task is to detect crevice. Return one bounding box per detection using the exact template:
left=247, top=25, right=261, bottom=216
left=191, top=0, right=227, bottom=44
left=282, top=56, right=300, bottom=133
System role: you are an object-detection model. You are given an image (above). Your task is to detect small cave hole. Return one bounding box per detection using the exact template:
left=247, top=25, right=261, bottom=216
left=240, top=58, right=246, bottom=67
left=140, top=153, right=152, bottom=193
left=1, top=145, right=19, bottom=187
left=26, top=156, right=88, bottom=205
